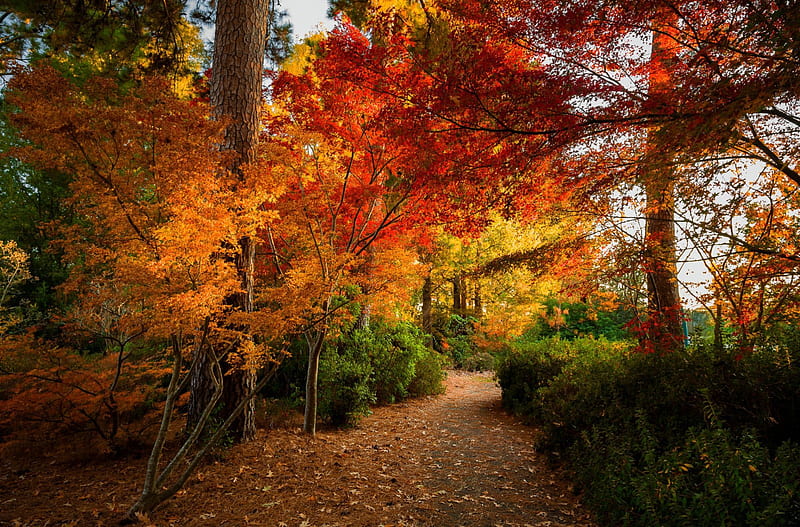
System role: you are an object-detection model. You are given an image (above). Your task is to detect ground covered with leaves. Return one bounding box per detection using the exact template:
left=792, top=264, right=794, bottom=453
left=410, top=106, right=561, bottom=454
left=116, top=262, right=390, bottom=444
left=0, top=371, right=593, bottom=526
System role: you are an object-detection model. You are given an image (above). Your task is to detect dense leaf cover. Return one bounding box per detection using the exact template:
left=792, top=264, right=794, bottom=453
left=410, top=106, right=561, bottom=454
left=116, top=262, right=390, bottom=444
left=0, top=0, right=798, bottom=522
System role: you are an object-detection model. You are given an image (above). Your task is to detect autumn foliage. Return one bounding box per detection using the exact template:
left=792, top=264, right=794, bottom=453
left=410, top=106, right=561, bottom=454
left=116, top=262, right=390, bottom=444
left=0, top=334, right=171, bottom=454
left=0, top=0, right=798, bottom=523
left=0, top=66, right=282, bottom=458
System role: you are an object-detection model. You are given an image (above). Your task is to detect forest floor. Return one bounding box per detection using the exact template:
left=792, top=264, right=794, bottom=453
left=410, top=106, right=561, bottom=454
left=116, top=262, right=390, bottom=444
left=0, top=371, right=594, bottom=526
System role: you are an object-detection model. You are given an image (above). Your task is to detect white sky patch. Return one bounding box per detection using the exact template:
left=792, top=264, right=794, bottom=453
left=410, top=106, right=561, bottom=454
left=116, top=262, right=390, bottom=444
left=282, top=0, right=335, bottom=42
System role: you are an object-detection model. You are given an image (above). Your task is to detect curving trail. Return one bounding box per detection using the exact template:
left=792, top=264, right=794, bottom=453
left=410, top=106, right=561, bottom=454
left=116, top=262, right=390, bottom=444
left=330, top=370, right=595, bottom=527
left=0, top=371, right=594, bottom=526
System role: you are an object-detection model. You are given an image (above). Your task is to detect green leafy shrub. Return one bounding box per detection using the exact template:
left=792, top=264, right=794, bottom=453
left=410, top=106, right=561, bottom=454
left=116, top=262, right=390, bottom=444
left=498, top=336, right=800, bottom=525
left=318, top=341, right=374, bottom=426
left=407, top=349, right=447, bottom=397
left=524, top=297, right=634, bottom=341
left=462, top=351, right=495, bottom=371
left=539, top=344, right=800, bottom=452
left=369, top=322, right=426, bottom=404
left=537, top=349, right=695, bottom=451
left=495, top=336, right=630, bottom=418
left=574, top=418, right=800, bottom=526
left=443, top=334, right=473, bottom=367
left=429, top=313, right=477, bottom=367
left=269, top=319, right=446, bottom=426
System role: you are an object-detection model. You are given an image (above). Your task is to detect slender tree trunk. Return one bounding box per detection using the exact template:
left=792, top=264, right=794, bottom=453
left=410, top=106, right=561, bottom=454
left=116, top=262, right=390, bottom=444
left=473, top=279, right=482, bottom=318
left=714, top=301, right=724, bottom=352
left=303, top=322, right=328, bottom=437
left=188, top=0, right=269, bottom=442
left=452, top=275, right=463, bottom=312
left=126, top=331, right=283, bottom=520
left=641, top=11, right=684, bottom=352
left=459, top=273, right=467, bottom=313
left=421, top=275, right=433, bottom=331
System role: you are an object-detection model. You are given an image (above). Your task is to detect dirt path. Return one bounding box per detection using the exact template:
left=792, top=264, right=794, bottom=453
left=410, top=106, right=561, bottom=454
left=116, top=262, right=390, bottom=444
left=1, top=371, right=593, bottom=526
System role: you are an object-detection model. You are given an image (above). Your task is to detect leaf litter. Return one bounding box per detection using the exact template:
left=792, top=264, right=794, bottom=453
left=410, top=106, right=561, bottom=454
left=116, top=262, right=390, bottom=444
left=0, top=371, right=593, bottom=526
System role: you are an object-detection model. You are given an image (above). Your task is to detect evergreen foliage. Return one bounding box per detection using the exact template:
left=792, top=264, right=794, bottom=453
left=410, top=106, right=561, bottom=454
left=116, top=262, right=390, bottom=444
left=497, top=338, right=800, bottom=525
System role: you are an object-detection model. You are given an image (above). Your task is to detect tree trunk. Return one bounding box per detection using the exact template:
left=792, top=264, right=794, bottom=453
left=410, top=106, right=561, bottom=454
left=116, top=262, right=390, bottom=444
left=126, top=331, right=284, bottom=520
left=303, top=326, right=327, bottom=437
left=641, top=11, right=684, bottom=353
left=643, top=174, right=683, bottom=351
left=188, top=0, right=269, bottom=442
left=452, top=275, right=463, bottom=312
left=355, top=301, right=371, bottom=330
left=223, top=236, right=258, bottom=440
left=421, top=274, right=432, bottom=331
left=210, top=0, right=270, bottom=166
left=459, top=273, right=467, bottom=313
left=187, top=345, right=217, bottom=433
left=473, top=278, right=482, bottom=318
left=714, top=301, right=724, bottom=352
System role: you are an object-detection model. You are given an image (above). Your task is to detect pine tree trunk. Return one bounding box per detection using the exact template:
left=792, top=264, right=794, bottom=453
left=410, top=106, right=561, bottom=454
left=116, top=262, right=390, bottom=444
left=224, top=236, right=257, bottom=440
left=187, top=346, right=216, bottom=433
left=210, top=0, right=270, bottom=166
left=188, top=0, right=269, bottom=442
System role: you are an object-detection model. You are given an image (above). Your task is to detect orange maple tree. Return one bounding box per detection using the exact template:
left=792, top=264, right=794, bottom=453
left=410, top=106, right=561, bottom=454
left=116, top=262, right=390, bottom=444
left=2, top=65, right=289, bottom=515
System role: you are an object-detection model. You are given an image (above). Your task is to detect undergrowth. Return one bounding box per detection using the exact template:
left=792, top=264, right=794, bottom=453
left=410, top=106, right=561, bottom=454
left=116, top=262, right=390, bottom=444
left=496, top=336, right=800, bottom=526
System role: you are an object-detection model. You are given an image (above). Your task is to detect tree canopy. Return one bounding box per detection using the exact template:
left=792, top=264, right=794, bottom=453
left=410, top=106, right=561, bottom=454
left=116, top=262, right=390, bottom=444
left=0, top=0, right=798, bottom=521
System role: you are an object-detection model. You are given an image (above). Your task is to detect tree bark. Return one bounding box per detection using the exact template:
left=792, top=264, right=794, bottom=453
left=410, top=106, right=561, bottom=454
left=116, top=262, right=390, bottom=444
left=421, top=274, right=432, bottom=331
left=303, top=324, right=327, bottom=437
left=355, top=301, right=371, bottom=330
left=187, top=344, right=217, bottom=433
left=452, top=275, right=463, bottom=312
left=642, top=11, right=684, bottom=352
left=473, top=278, right=482, bottom=318
left=643, top=173, right=683, bottom=351
left=210, top=0, right=270, bottom=167
left=459, top=273, right=467, bottom=313
left=188, top=0, right=269, bottom=442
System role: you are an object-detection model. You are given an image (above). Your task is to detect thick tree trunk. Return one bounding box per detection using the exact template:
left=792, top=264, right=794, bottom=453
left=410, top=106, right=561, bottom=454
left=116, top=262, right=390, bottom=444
left=642, top=12, right=684, bottom=352
left=188, top=0, right=269, bottom=442
left=210, top=0, right=269, bottom=166
left=643, top=174, right=683, bottom=351
left=421, top=275, right=432, bottom=331
left=187, top=345, right=217, bottom=432
left=224, top=237, right=258, bottom=440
